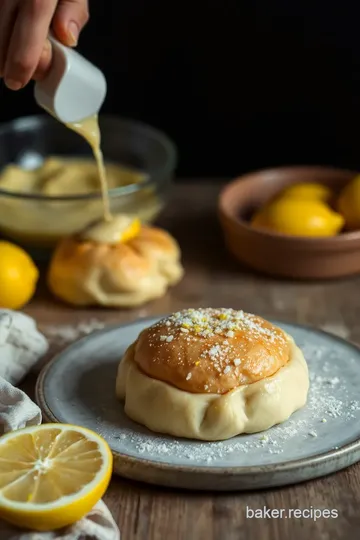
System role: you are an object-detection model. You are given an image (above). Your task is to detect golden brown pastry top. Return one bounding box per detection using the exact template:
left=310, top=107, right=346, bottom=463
left=47, top=223, right=183, bottom=307
left=52, top=225, right=180, bottom=279
left=133, top=308, right=291, bottom=394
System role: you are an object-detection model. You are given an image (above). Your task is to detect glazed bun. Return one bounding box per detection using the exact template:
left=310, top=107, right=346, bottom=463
left=134, top=308, right=290, bottom=394
left=48, top=221, right=183, bottom=307
left=116, top=308, right=309, bottom=441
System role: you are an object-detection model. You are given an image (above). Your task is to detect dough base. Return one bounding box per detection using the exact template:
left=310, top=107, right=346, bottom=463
left=116, top=336, right=309, bottom=441
left=47, top=226, right=184, bottom=308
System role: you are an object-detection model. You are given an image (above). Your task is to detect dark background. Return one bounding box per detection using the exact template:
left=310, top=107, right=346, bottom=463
left=1, top=0, right=360, bottom=177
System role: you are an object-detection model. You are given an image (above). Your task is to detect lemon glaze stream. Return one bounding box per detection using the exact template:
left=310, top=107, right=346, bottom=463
left=66, top=114, right=113, bottom=222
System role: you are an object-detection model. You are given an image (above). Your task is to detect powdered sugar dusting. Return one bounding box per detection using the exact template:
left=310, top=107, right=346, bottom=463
left=43, top=318, right=360, bottom=469
left=98, top=335, right=360, bottom=466
left=154, top=308, right=286, bottom=343
left=146, top=308, right=288, bottom=390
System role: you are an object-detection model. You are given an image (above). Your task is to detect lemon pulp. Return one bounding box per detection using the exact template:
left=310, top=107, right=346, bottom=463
left=0, top=424, right=113, bottom=531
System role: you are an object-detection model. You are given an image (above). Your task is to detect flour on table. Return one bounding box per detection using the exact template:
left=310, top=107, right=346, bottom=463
left=320, top=323, right=350, bottom=340
left=98, top=340, right=360, bottom=464
left=41, top=319, right=105, bottom=345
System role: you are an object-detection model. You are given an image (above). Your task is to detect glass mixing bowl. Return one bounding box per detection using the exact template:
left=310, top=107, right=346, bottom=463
left=0, top=114, right=177, bottom=255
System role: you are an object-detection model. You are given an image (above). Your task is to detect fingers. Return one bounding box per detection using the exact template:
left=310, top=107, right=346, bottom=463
left=4, top=0, right=58, bottom=90
left=0, top=0, right=89, bottom=91
left=52, top=0, right=89, bottom=47
left=0, top=1, right=17, bottom=78
left=33, top=39, right=53, bottom=81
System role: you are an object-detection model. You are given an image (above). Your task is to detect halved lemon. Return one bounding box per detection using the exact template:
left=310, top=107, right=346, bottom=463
left=0, top=424, right=113, bottom=531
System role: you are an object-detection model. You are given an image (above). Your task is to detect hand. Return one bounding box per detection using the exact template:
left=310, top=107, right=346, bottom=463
left=0, top=0, right=89, bottom=90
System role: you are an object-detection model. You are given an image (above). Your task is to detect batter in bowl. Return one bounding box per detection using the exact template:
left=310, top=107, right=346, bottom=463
left=0, top=155, right=161, bottom=247
left=0, top=108, right=161, bottom=246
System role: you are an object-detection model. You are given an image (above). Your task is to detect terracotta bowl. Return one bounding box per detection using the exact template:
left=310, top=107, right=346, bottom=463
left=218, top=166, right=360, bottom=279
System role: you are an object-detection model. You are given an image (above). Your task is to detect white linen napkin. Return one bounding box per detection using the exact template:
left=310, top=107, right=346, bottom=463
left=0, top=310, right=49, bottom=385
left=0, top=375, right=41, bottom=433
left=0, top=500, right=119, bottom=540
left=0, top=311, right=120, bottom=540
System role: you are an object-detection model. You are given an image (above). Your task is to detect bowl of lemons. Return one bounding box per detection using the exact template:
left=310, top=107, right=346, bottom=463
left=218, top=166, right=360, bottom=279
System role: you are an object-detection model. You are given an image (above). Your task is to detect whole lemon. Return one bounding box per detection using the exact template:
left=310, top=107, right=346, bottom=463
left=0, top=241, right=39, bottom=309
left=252, top=198, right=344, bottom=237
left=338, top=175, right=360, bottom=230
left=277, top=183, right=334, bottom=203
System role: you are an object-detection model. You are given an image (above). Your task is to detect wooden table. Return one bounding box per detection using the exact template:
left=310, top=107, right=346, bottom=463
left=23, top=181, right=360, bottom=539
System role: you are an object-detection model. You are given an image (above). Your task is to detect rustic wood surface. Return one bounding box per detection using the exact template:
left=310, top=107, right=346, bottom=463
left=22, top=181, right=360, bottom=540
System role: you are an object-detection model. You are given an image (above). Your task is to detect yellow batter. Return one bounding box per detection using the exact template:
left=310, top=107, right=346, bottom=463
left=0, top=157, right=145, bottom=196
left=0, top=156, right=161, bottom=247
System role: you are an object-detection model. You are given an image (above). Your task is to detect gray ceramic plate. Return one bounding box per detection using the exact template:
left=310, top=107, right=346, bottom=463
left=36, top=318, right=360, bottom=491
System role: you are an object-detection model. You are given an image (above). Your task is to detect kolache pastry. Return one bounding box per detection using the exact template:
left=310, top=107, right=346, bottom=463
left=47, top=215, right=184, bottom=307
left=116, top=308, right=309, bottom=441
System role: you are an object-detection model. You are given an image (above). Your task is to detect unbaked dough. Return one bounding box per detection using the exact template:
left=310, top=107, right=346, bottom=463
left=116, top=309, right=309, bottom=441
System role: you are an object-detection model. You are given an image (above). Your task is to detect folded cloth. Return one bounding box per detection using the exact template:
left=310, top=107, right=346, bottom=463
left=0, top=311, right=120, bottom=540
left=0, top=376, right=41, bottom=433
left=0, top=501, right=120, bottom=540
left=0, top=310, right=49, bottom=385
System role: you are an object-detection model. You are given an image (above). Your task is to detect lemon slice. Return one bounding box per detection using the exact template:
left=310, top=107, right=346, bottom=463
left=0, top=424, right=113, bottom=531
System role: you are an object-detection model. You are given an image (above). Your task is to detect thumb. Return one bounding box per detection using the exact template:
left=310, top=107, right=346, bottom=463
left=52, top=0, right=89, bottom=47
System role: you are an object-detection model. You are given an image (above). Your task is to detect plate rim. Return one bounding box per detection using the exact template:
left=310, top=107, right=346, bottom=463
left=35, top=316, right=360, bottom=488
